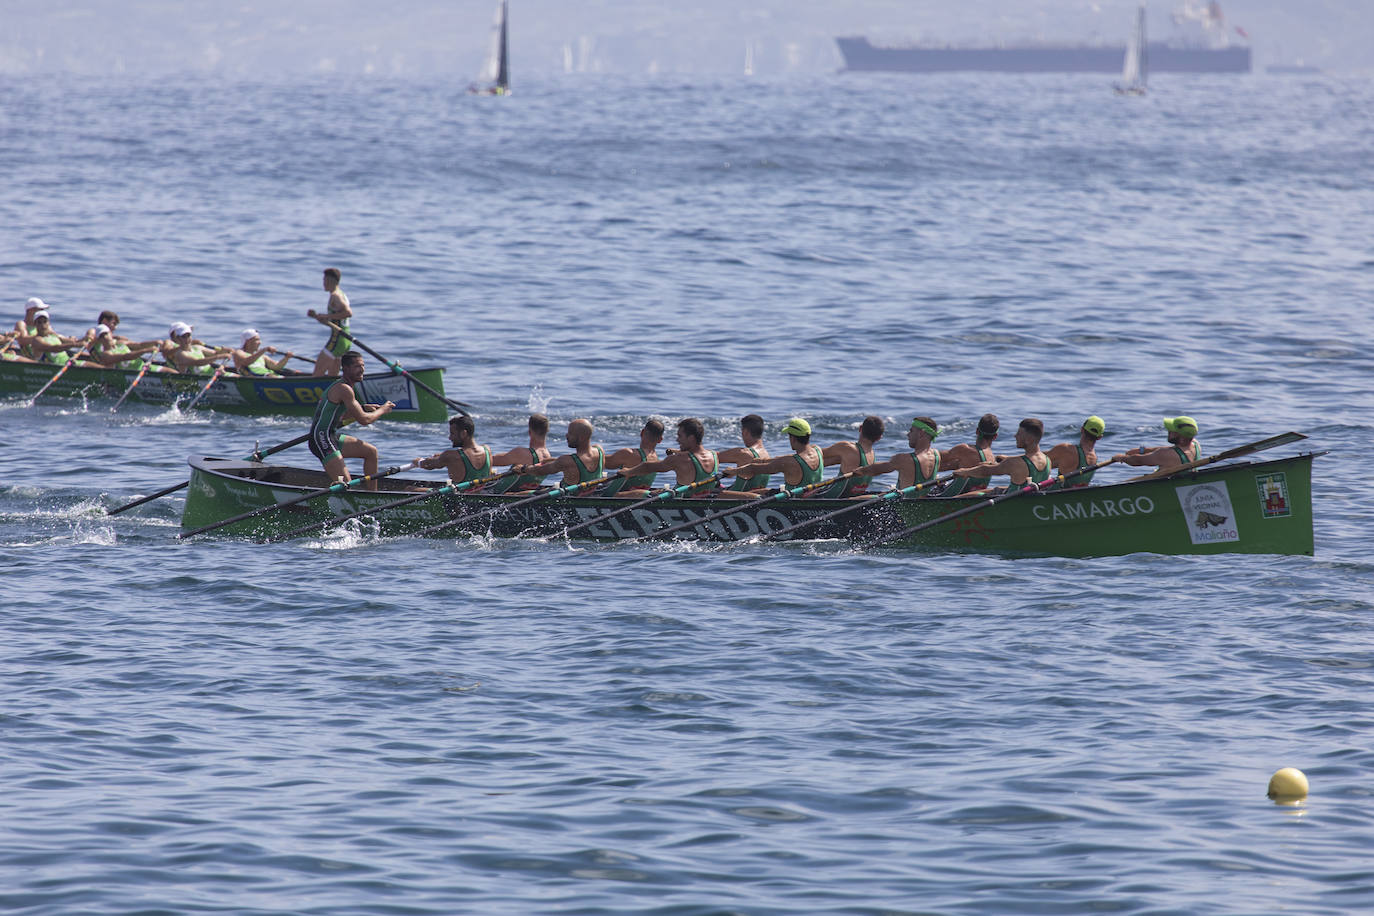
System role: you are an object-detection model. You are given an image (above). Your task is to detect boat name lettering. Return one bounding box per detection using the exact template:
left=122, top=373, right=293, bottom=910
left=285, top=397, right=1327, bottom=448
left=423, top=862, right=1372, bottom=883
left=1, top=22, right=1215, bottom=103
left=570, top=505, right=803, bottom=541
left=1032, top=496, right=1155, bottom=522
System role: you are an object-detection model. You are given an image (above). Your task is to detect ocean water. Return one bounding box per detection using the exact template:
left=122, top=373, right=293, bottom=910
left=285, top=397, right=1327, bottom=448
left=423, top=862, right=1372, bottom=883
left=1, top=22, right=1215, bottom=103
left=1, top=71, right=1372, bottom=914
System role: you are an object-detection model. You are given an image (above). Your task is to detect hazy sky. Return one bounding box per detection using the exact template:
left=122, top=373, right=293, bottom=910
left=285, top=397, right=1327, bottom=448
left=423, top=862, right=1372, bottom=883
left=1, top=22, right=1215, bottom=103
left=2, top=1, right=1368, bottom=77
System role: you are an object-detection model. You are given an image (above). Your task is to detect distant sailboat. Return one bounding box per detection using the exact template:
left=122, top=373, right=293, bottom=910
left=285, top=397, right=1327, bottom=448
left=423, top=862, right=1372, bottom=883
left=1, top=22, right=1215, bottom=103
left=1115, top=4, right=1148, bottom=95
left=468, top=1, right=510, bottom=96
left=744, top=41, right=755, bottom=76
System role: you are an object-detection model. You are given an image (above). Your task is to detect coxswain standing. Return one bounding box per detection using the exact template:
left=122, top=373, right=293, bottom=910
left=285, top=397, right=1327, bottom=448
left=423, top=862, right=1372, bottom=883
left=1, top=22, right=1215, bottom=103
left=952, top=417, right=1050, bottom=491
left=516, top=419, right=606, bottom=489
left=1113, top=416, right=1200, bottom=471
left=615, top=417, right=721, bottom=496
left=601, top=419, right=666, bottom=497
left=856, top=416, right=943, bottom=492
left=308, top=267, right=352, bottom=376
left=489, top=414, right=555, bottom=493
left=720, top=417, right=824, bottom=494
left=308, top=351, right=394, bottom=490
left=1044, top=416, right=1105, bottom=489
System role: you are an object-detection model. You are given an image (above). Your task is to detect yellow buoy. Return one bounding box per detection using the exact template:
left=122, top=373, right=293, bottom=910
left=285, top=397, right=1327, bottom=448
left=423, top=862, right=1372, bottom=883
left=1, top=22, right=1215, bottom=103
left=1267, top=767, right=1309, bottom=804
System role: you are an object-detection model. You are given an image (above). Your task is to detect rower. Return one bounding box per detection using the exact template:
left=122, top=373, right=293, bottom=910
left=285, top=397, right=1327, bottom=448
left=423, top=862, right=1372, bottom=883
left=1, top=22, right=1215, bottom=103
left=25, top=310, right=83, bottom=365
left=489, top=414, right=555, bottom=493
left=308, top=267, right=352, bottom=376
left=720, top=417, right=824, bottom=493
left=308, top=351, right=394, bottom=490
left=83, top=310, right=127, bottom=344
left=818, top=415, right=885, bottom=497
left=1044, top=416, right=1105, bottom=489
left=14, top=297, right=47, bottom=339
left=1113, top=417, right=1200, bottom=471
left=166, top=323, right=232, bottom=375
left=714, top=414, right=772, bottom=499
left=0, top=330, right=36, bottom=362
left=857, top=416, right=943, bottom=492
left=937, top=413, right=1002, bottom=497
left=601, top=419, right=666, bottom=497
left=516, top=418, right=606, bottom=489
left=615, top=417, right=721, bottom=496
left=232, top=329, right=296, bottom=377
left=417, top=415, right=493, bottom=486
left=86, top=323, right=165, bottom=370
left=952, top=417, right=1050, bottom=490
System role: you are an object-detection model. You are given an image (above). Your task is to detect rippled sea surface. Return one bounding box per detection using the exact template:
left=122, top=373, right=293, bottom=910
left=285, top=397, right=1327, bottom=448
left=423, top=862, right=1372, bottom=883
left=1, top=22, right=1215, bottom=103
left=2, top=72, right=1372, bottom=914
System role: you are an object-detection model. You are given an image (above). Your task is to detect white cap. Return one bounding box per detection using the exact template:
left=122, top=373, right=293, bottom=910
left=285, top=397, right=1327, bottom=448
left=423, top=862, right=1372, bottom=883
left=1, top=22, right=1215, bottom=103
left=170, top=322, right=193, bottom=338
left=25, top=297, right=47, bottom=313
left=33, top=310, right=51, bottom=322
left=240, top=328, right=260, bottom=346
left=95, top=323, right=113, bottom=338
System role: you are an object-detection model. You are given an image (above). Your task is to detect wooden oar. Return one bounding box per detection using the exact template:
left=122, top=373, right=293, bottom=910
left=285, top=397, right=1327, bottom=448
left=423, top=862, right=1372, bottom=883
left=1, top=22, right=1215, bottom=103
left=630, top=472, right=857, bottom=543
left=178, top=461, right=423, bottom=539
left=28, top=345, right=92, bottom=403
left=1125, top=431, right=1308, bottom=483
left=324, top=321, right=473, bottom=415
left=559, top=473, right=727, bottom=538
left=407, top=474, right=616, bottom=540
left=109, top=359, right=155, bottom=413
left=262, top=469, right=519, bottom=543
left=755, top=471, right=959, bottom=543
left=864, top=457, right=1123, bottom=549
left=181, top=360, right=229, bottom=412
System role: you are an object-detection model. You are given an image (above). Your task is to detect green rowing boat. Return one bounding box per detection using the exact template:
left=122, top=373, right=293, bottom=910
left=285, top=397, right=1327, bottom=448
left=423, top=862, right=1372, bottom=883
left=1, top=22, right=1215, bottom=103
left=178, top=451, right=1317, bottom=556
left=0, top=360, right=450, bottom=422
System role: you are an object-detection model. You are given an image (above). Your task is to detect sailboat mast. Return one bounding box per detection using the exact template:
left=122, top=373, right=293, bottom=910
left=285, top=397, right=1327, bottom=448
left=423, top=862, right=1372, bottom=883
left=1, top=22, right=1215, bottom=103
left=496, top=0, right=510, bottom=92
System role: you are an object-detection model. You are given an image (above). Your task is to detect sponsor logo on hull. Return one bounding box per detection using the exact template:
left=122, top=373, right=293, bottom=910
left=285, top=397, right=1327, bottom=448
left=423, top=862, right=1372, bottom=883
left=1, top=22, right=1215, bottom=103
left=1176, top=482, right=1239, bottom=544
left=1256, top=473, right=1291, bottom=519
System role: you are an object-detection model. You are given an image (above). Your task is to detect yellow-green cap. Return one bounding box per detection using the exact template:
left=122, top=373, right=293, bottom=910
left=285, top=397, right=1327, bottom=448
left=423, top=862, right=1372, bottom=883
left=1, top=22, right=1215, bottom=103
left=781, top=417, right=811, bottom=437
left=1163, top=416, right=1198, bottom=436
left=1081, top=416, right=1105, bottom=438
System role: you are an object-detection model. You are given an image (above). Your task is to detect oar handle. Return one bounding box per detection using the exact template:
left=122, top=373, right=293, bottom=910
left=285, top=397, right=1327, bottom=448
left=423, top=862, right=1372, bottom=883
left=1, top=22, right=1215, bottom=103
left=324, top=321, right=473, bottom=415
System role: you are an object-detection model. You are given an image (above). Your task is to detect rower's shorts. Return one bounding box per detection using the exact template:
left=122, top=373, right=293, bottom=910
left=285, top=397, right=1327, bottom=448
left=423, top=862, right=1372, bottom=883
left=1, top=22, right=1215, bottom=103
left=308, top=430, right=353, bottom=464
left=323, top=324, right=352, bottom=358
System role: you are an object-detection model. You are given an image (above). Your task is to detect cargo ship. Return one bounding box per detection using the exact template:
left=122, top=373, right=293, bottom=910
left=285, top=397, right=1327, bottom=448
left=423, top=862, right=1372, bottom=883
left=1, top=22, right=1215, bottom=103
left=837, top=1, right=1250, bottom=75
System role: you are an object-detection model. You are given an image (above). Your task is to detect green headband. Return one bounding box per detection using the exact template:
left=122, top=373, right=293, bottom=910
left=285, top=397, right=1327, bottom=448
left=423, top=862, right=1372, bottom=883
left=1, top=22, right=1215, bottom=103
left=910, top=419, right=939, bottom=439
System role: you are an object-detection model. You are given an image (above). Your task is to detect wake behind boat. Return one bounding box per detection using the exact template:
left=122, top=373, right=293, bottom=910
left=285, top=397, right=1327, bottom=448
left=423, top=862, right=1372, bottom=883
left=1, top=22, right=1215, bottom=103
left=179, top=450, right=1317, bottom=557
left=1, top=360, right=450, bottom=422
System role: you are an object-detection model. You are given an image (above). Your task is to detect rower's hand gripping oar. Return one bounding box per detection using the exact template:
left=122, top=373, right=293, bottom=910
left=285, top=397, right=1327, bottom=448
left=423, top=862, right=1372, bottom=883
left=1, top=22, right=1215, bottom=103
left=324, top=320, right=473, bottom=416
left=1124, top=431, right=1308, bottom=483
left=755, top=471, right=959, bottom=543
left=262, top=469, right=521, bottom=543
left=558, top=473, right=728, bottom=538
left=629, top=471, right=857, bottom=544
left=863, top=457, right=1124, bottom=549
left=177, top=461, right=422, bottom=539
left=407, top=474, right=618, bottom=540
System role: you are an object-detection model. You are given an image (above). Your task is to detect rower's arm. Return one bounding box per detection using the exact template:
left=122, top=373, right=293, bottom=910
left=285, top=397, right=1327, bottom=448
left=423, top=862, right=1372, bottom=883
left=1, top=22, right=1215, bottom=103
left=953, top=455, right=1019, bottom=478
left=722, top=453, right=793, bottom=478
left=519, top=454, right=573, bottom=477
left=1045, top=443, right=1077, bottom=474
left=716, top=445, right=761, bottom=464
left=604, top=447, right=641, bottom=471
left=342, top=387, right=393, bottom=426
left=1112, top=446, right=1173, bottom=468
left=859, top=454, right=908, bottom=478
left=490, top=447, right=532, bottom=467
left=618, top=453, right=682, bottom=477
left=819, top=442, right=854, bottom=467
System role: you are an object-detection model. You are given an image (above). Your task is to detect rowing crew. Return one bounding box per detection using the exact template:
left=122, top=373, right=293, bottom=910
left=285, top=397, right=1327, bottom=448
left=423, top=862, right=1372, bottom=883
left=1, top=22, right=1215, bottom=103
left=3, top=300, right=304, bottom=378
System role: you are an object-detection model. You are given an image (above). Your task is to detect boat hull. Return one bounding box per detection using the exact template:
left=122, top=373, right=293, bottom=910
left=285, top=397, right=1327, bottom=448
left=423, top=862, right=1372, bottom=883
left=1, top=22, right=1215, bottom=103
left=835, top=37, right=1250, bottom=74
left=1, top=361, right=450, bottom=423
left=180, top=453, right=1316, bottom=557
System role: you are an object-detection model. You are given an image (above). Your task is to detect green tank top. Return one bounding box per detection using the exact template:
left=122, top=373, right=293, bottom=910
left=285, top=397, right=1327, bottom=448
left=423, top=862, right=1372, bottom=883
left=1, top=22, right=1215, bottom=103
left=39, top=333, right=69, bottom=365
left=912, top=450, right=941, bottom=486
left=1046, top=444, right=1095, bottom=490
left=601, top=448, right=655, bottom=496
left=180, top=344, right=213, bottom=375
left=818, top=444, right=875, bottom=498
left=1173, top=444, right=1197, bottom=465
left=941, top=446, right=991, bottom=496
left=1020, top=455, right=1050, bottom=487
left=688, top=449, right=719, bottom=485
left=243, top=352, right=273, bottom=376
left=485, top=446, right=551, bottom=494
left=792, top=447, right=823, bottom=487
left=457, top=445, right=492, bottom=482
left=728, top=447, right=771, bottom=491
left=570, top=445, right=605, bottom=485
left=310, top=380, right=351, bottom=441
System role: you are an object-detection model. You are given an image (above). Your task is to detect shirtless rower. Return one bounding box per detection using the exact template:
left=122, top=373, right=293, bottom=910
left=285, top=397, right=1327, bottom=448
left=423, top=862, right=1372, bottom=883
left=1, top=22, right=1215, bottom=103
left=857, top=416, right=944, bottom=492
left=714, top=414, right=772, bottom=499
left=601, top=418, right=666, bottom=497
left=308, top=351, right=394, bottom=490
left=818, top=415, right=885, bottom=497
left=1113, top=417, right=1200, bottom=471
left=1044, top=416, right=1105, bottom=489
left=952, top=417, right=1050, bottom=491
left=417, top=415, right=494, bottom=486
left=232, top=329, right=296, bottom=377
left=720, top=417, right=824, bottom=494
left=308, top=267, right=352, bottom=376
left=516, top=419, right=607, bottom=489
left=615, top=418, right=722, bottom=496
left=938, top=414, right=1002, bottom=497
left=489, top=414, right=555, bottom=494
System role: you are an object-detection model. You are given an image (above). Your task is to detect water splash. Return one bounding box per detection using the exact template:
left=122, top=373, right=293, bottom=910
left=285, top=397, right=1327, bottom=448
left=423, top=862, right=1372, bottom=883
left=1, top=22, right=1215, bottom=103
left=527, top=383, right=550, bottom=415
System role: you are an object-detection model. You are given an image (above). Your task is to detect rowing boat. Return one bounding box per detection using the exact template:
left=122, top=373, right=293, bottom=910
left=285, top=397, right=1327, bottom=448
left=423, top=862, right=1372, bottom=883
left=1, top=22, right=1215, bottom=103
left=0, top=360, right=450, bottom=422
left=179, top=452, right=1317, bottom=556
